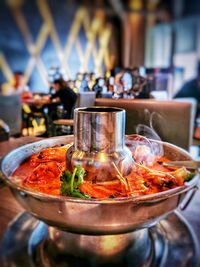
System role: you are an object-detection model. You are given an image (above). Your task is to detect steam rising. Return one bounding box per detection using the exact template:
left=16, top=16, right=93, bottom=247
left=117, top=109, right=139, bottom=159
left=126, top=110, right=164, bottom=166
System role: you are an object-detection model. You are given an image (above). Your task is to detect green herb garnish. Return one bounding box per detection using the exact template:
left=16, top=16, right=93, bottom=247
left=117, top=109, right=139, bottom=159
left=184, top=172, right=195, bottom=182
left=60, top=166, right=90, bottom=199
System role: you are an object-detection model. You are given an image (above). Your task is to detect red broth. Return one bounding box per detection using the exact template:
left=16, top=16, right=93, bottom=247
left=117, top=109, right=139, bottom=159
left=12, top=146, right=190, bottom=198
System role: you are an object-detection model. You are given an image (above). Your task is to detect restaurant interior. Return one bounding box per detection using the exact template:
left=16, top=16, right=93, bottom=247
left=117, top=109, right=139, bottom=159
left=0, top=0, right=200, bottom=266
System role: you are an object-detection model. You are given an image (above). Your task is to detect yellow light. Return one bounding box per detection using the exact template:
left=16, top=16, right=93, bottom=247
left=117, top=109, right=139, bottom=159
left=22, top=103, right=31, bottom=114
left=98, top=152, right=107, bottom=163
left=2, top=4, right=113, bottom=86
left=129, top=0, right=143, bottom=10
left=6, top=0, right=24, bottom=9
left=147, top=0, right=159, bottom=11
left=73, top=88, right=78, bottom=93
left=88, top=80, right=95, bottom=90
left=69, top=81, right=74, bottom=88
left=106, top=70, right=111, bottom=78
left=75, top=80, right=81, bottom=88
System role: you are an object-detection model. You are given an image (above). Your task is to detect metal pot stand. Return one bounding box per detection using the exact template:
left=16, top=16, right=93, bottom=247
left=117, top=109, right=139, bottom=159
left=0, top=211, right=199, bottom=267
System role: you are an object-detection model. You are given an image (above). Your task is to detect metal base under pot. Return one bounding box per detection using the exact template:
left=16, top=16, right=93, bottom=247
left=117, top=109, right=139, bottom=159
left=0, top=211, right=199, bottom=267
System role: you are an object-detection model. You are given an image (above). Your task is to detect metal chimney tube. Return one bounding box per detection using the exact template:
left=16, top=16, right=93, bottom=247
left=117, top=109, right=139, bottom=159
left=74, top=107, right=125, bottom=153
left=72, top=106, right=133, bottom=181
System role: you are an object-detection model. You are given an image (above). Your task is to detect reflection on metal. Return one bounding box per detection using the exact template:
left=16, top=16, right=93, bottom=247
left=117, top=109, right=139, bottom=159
left=72, top=107, right=133, bottom=180
left=1, top=2, right=113, bottom=84
left=1, top=135, right=199, bottom=235
left=0, top=211, right=199, bottom=267
left=128, top=0, right=143, bottom=11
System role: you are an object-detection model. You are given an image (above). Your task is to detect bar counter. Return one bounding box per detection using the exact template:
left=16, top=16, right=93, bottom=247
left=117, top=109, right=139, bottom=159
left=0, top=137, right=200, bottom=249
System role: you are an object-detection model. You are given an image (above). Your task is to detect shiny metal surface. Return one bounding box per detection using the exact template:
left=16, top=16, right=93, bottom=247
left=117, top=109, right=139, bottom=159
left=163, top=160, right=200, bottom=170
left=74, top=107, right=126, bottom=153
left=0, top=211, right=199, bottom=267
left=47, top=226, right=150, bottom=263
left=72, top=107, right=133, bottom=179
left=0, top=135, right=199, bottom=235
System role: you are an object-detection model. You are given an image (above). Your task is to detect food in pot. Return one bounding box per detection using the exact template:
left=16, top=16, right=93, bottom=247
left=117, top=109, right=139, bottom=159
left=11, top=140, right=194, bottom=199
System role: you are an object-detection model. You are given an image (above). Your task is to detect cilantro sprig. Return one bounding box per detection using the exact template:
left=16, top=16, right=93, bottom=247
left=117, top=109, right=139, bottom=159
left=184, top=172, right=195, bottom=182
left=60, top=166, right=90, bottom=199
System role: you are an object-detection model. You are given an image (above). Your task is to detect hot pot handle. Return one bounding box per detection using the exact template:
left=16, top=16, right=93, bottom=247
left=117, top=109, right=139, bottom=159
left=179, top=185, right=199, bottom=211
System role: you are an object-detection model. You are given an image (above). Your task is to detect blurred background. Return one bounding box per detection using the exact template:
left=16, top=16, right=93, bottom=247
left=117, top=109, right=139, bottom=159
left=0, top=0, right=199, bottom=94
left=0, top=0, right=200, bottom=141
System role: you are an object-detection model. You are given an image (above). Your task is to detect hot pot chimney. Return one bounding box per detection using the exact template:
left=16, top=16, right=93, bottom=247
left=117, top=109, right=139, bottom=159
left=71, top=107, right=133, bottom=182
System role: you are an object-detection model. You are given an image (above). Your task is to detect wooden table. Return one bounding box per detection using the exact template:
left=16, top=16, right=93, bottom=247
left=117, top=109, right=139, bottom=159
left=53, top=119, right=74, bottom=126
left=0, top=137, right=200, bottom=246
left=22, top=96, right=60, bottom=107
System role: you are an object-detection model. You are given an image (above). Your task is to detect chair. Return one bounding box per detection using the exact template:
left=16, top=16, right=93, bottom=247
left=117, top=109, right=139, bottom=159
left=95, top=98, right=194, bottom=151
left=173, top=97, right=197, bottom=140
left=52, top=92, right=96, bottom=136
left=22, top=103, right=47, bottom=136
left=0, top=95, right=22, bottom=136
left=76, top=91, right=96, bottom=108
left=149, top=73, right=173, bottom=100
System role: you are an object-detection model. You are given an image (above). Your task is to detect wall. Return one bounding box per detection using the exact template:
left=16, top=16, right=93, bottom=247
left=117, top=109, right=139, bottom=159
left=0, top=0, right=119, bottom=92
left=145, top=23, right=172, bottom=68
left=145, top=15, right=200, bottom=94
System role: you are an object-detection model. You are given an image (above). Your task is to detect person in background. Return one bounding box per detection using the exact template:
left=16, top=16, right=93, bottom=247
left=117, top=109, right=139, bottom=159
left=131, top=67, right=149, bottom=99
left=174, top=72, right=200, bottom=139
left=51, top=78, right=77, bottom=119
left=1, top=71, right=30, bottom=96
left=174, top=73, right=200, bottom=112
left=113, top=69, right=124, bottom=98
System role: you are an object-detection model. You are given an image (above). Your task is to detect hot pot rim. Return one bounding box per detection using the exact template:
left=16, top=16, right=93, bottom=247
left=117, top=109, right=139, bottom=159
left=1, top=135, right=198, bottom=204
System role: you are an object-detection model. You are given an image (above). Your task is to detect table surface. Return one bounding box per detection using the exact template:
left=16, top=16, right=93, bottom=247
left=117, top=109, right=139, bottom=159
left=22, top=96, right=60, bottom=107
left=0, top=137, right=200, bottom=244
